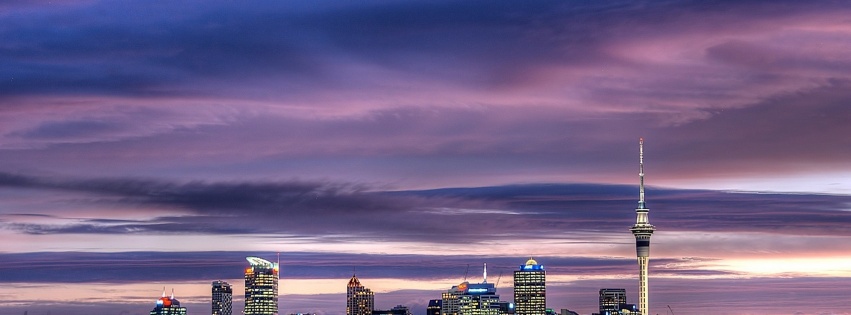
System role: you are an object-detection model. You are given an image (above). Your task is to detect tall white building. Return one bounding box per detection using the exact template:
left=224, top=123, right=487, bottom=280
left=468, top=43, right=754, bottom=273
left=244, top=256, right=279, bottom=315
left=347, top=274, right=374, bottom=315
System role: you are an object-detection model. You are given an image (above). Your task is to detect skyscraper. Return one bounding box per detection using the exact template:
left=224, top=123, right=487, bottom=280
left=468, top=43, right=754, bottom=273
left=595, top=289, right=638, bottom=315
left=629, top=138, right=656, bottom=315
left=245, top=256, right=279, bottom=315
left=150, top=289, right=187, bottom=315
left=441, top=264, right=509, bottom=315
left=212, top=280, right=233, bottom=315
left=347, top=274, right=374, bottom=315
left=598, top=289, right=626, bottom=315
left=514, top=258, right=546, bottom=315
left=427, top=300, right=442, bottom=315
left=441, top=281, right=503, bottom=315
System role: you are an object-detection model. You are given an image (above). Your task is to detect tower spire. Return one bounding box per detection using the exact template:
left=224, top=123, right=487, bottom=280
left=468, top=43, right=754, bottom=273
left=639, top=137, right=646, bottom=209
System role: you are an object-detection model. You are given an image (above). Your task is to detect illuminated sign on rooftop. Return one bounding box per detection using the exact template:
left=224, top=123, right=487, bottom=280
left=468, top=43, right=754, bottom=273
left=520, top=264, right=544, bottom=271
left=463, top=283, right=496, bottom=295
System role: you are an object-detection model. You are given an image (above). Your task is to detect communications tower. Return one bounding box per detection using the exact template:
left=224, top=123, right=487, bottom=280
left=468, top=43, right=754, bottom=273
left=630, top=138, right=655, bottom=315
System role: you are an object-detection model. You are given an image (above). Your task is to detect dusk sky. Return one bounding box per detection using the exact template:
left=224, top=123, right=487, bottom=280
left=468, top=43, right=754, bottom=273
left=2, top=1, right=851, bottom=314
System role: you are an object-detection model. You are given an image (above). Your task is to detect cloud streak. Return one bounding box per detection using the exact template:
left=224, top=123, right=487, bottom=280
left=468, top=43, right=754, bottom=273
left=2, top=173, right=851, bottom=245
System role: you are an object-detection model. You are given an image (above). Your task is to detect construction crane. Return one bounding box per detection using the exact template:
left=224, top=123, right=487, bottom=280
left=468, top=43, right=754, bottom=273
left=463, top=264, right=470, bottom=281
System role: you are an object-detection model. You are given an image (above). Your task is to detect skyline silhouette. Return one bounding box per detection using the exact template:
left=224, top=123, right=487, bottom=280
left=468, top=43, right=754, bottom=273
left=1, top=1, right=851, bottom=314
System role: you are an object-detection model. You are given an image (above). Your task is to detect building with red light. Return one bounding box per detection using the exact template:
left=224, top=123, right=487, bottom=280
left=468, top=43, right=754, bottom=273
left=150, top=289, right=187, bottom=315
left=347, top=274, right=374, bottom=315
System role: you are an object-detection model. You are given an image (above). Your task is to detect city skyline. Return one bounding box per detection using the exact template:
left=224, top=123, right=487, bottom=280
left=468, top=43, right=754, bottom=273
left=2, top=1, right=851, bottom=314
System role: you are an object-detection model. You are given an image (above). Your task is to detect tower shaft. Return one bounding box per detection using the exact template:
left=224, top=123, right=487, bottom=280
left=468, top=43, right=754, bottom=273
left=637, top=257, right=649, bottom=315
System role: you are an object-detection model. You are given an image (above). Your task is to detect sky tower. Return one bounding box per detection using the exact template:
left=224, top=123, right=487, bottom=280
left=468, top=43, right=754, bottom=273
left=630, top=137, right=655, bottom=315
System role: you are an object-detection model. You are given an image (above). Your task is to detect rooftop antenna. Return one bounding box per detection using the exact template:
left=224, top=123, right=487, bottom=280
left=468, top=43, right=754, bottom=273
left=161, top=287, right=166, bottom=297
left=483, top=262, right=488, bottom=283
left=170, top=288, right=175, bottom=299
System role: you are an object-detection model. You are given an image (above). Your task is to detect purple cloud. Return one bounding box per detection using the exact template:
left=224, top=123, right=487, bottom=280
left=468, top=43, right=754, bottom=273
left=1, top=173, right=850, bottom=244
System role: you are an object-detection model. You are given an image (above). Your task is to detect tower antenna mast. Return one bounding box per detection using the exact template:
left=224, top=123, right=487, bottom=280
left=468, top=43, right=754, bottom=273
left=639, top=137, right=646, bottom=209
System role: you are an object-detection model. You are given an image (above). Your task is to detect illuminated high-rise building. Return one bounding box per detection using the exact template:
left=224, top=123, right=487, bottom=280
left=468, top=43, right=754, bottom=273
left=441, top=282, right=501, bottom=315
left=347, top=274, right=374, bottom=315
left=441, top=264, right=510, bottom=315
left=514, top=258, right=546, bottom=315
left=598, top=289, right=626, bottom=314
left=150, top=289, right=187, bottom=315
left=245, top=256, right=279, bottom=315
left=441, top=287, right=460, bottom=315
left=427, top=300, right=442, bottom=315
left=595, top=289, right=638, bottom=315
left=212, top=280, right=233, bottom=315
left=630, top=138, right=655, bottom=315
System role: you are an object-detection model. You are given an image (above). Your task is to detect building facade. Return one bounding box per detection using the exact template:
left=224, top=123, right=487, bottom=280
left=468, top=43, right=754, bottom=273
left=372, top=305, right=413, bottom=315
left=244, top=256, right=279, bottom=315
left=514, top=258, right=546, bottom=315
left=442, top=289, right=460, bottom=315
left=347, top=274, right=375, bottom=315
left=427, top=300, right=442, bottom=315
left=595, top=289, right=638, bottom=315
left=150, top=290, right=187, bottom=315
left=212, top=280, right=233, bottom=315
left=598, top=289, right=626, bottom=314
left=441, top=281, right=507, bottom=315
